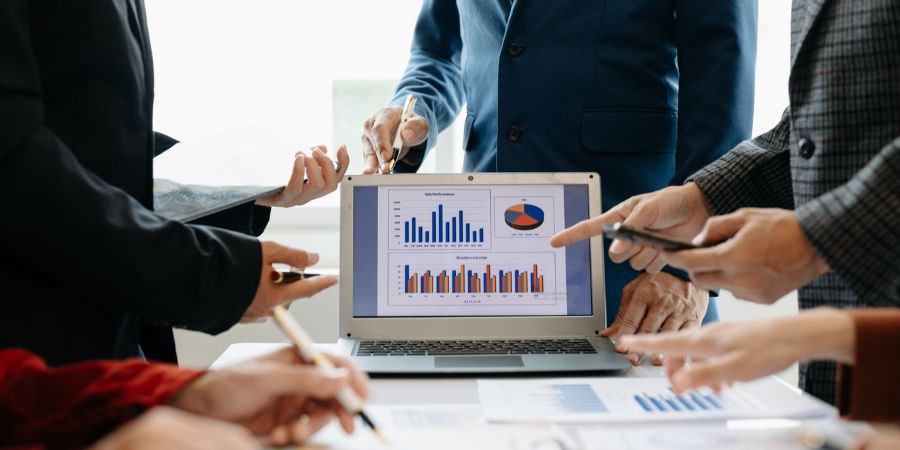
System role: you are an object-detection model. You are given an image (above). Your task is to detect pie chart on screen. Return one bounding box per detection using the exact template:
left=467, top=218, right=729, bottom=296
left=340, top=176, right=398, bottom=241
left=504, top=203, right=545, bottom=231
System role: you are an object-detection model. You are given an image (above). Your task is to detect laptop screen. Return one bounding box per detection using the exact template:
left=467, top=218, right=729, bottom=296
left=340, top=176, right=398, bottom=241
left=352, top=183, right=593, bottom=318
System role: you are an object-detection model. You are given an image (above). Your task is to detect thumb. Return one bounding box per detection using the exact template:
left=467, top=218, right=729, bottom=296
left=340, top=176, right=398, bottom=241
left=692, top=213, right=747, bottom=246
left=399, top=116, right=429, bottom=148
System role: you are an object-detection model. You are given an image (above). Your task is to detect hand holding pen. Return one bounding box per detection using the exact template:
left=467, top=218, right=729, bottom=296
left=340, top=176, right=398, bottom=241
left=361, top=94, right=426, bottom=174
left=242, top=242, right=339, bottom=323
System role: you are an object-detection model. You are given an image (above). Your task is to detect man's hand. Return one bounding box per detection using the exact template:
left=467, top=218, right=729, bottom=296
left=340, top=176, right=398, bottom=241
left=663, top=208, right=830, bottom=304
left=551, top=183, right=711, bottom=273
left=90, top=407, right=258, bottom=450
left=243, top=242, right=338, bottom=322
left=256, top=145, right=350, bottom=207
left=619, top=308, right=855, bottom=394
left=603, top=272, right=708, bottom=366
left=361, top=105, right=429, bottom=174
left=168, top=348, right=369, bottom=447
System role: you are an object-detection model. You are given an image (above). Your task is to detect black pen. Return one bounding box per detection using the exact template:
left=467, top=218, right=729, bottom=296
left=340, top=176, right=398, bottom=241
left=270, top=271, right=320, bottom=284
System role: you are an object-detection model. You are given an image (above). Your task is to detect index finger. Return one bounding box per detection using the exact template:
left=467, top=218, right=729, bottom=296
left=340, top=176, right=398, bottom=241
left=550, top=210, right=621, bottom=247
left=278, top=276, right=339, bottom=302
left=324, top=353, right=370, bottom=400
left=619, top=330, right=716, bottom=359
left=661, top=247, right=727, bottom=273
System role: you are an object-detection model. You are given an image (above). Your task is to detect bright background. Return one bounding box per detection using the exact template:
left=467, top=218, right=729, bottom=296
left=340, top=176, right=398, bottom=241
left=145, top=0, right=797, bottom=380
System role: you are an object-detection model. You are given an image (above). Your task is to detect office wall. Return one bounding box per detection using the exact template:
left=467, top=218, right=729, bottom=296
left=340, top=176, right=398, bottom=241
left=146, top=0, right=797, bottom=381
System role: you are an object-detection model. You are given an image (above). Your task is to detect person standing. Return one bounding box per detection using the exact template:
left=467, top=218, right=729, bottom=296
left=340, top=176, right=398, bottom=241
left=551, top=1, right=900, bottom=403
left=0, top=0, right=348, bottom=365
left=361, top=1, right=758, bottom=364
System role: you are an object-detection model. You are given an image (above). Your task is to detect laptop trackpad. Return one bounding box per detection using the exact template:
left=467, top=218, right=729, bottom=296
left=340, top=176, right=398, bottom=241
left=434, top=356, right=524, bottom=368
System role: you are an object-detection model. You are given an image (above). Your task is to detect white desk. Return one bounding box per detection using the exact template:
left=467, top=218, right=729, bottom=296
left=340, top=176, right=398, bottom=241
left=211, top=343, right=856, bottom=450
left=211, top=342, right=665, bottom=405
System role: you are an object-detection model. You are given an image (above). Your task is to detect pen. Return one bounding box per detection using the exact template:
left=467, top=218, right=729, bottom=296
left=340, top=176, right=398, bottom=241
left=270, top=271, right=320, bottom=284
left=387, top=94, right=417, bottom=173
left=271, top=305, right=387, bottom=444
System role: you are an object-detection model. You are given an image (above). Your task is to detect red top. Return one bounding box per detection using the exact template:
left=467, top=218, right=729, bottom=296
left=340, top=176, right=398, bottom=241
left=0, top=349, right=202, bottom=450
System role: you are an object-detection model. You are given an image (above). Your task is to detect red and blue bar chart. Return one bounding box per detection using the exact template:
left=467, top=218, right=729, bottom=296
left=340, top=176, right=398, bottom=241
left=404, top=263, right=545, bottom=294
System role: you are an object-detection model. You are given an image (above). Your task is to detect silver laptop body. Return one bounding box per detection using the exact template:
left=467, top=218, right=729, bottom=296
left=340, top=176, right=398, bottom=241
left=337, top=173, right=629, bottom=373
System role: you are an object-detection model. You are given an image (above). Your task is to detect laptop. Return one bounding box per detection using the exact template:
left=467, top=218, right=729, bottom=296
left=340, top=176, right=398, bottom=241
left=336, top=173, right=630, bottom=374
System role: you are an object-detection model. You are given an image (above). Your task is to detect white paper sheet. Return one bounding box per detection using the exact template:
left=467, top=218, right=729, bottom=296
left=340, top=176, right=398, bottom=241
left=477, top=376, right=835, bottom=424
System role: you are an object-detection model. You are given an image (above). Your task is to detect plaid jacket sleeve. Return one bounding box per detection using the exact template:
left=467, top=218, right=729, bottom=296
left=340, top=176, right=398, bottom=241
left=686, top=108, right=795, bottom=215
left=796, top=137, right=900, bottom=307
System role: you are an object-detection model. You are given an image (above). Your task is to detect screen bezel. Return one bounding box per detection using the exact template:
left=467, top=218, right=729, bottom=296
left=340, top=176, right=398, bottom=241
left=339, top=173, right=606, bottom=339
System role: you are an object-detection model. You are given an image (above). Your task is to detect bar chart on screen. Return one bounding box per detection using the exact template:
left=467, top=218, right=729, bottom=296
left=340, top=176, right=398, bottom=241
left=389, top=189, right=491, bottom=250
left=385, top=252, right=566, bottom=314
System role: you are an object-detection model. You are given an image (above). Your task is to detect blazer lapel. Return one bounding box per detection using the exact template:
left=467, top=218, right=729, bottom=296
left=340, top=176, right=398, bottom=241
left=790, top=0, right=831, bottom=70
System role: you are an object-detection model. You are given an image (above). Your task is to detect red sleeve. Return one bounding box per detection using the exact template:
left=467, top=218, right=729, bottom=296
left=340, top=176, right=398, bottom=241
left=0, top=349, right=203, bottom=450
left=836, top=309, right=900, bottom=422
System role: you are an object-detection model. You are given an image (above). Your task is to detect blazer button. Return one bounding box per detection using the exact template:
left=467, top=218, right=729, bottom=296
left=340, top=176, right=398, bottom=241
left=798, top=138, right=816, bottom=159
left=507, top=43, right=526, bottom=57
left=507, top=126, right=522, bottom=143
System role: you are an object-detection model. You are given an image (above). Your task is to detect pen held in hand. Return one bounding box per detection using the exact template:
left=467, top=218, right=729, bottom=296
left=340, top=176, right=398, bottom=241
left=387, top=94, right=417, bottom=174
left=270, top=271, right=320, bottom=284
left=270, top=306, right=387, bottom=445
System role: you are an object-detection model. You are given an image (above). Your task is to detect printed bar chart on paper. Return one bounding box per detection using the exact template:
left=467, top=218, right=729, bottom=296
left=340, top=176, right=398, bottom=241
left=477, top=377, right=836, bottom=424
left=389, top=189, right=490, bottom=250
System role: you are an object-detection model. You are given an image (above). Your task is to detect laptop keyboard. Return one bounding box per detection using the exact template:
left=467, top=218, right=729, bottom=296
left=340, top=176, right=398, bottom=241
left=354, top=339, right=597, bottom=356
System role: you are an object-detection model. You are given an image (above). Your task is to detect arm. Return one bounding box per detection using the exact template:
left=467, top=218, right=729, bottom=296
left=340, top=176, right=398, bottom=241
left=837, top=309, right=900, bottom=421
left=688, top=109, right=795, bottom=215
left=0, top=1, right=259, bottom=333
left=797, top=137, right=900, bottom=307
left=388, top=0, right=465, bottom=171
left=0, top=349, right=200, bottom=449
left=673, top=0, right=757, bottom=184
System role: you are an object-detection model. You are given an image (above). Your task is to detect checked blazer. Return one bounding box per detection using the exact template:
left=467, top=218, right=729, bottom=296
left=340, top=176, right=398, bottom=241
left=688, top=0, right=900, bottom=404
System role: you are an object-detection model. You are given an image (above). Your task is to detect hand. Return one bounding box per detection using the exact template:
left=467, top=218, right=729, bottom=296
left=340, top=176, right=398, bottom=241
left=361, top=105, right=429, bottom=174
left=857, top=431, right=900, bottom=450
left=243, top=242, right=338, bottom=322
left=551, top=183, right=711, bottom=273
left=619, top=307, right=855, bottom=394
left=662, top=208, right=830, bottom=304
left=168, top=347, right=369, bottom=447
left=256, top=145, right=350, bottom=207
left=602, top=272, right=708, bottom=366
left=90, top=407, right=257, bottom=450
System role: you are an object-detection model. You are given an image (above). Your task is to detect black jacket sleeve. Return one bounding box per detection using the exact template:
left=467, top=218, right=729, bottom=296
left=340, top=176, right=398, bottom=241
left=0, top=1, right=260, bottom=334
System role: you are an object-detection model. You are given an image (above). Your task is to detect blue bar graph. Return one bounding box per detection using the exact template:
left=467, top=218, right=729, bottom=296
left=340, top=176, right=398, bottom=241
left=548, top=384, right=608, bottom=413
left=403, top=204, right=485, bottom=244
left=635, top=390, right=724, bottom=413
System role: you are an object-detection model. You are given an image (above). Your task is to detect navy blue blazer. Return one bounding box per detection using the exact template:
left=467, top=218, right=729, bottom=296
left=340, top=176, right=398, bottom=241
left=391, top=0, right=757, bottom=322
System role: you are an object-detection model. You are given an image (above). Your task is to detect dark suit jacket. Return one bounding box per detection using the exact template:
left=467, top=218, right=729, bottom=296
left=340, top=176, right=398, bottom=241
left=690, top=0, right=900, bottom=403
left=390, top=0, right=757, bottom=319
left=0, top=0, right=267, bottom=365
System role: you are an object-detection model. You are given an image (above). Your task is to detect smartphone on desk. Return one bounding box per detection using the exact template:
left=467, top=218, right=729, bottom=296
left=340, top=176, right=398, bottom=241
left=602, top=222, right=702, bottom=252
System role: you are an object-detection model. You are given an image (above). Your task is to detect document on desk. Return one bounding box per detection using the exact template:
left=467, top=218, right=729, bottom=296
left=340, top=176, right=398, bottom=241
left=153, top=125, right=299, bottom=222
left=477, top=377, right=835, bottom=424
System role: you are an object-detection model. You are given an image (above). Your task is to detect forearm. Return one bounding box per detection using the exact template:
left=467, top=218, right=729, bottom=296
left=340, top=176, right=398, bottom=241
left=389, top=0, right=465, bottom=169
left=688, top=109, right=795, bottom=214
left=796, top=136, right=900, bottom=307
left=672, top=0, right=756, bottom=184
left=0, top=349, right=202, bottom=449
left=1, top=128, right=259, bottom=333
